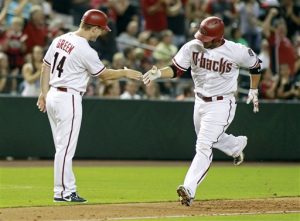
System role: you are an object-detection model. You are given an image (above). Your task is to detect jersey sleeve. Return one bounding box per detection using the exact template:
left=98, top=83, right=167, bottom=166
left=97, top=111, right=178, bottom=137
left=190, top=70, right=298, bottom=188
left=236, top=44, right=259, bottom=69
left=172, top=43, right=191, bottom=72
left=82, top=48, right=106, bottom=77
left=43, top=39, right=57, bottom=66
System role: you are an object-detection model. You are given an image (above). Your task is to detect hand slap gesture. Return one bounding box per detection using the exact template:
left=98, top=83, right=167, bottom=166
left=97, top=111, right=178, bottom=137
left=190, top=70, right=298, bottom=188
left=143, top=66, right=161, bottom=86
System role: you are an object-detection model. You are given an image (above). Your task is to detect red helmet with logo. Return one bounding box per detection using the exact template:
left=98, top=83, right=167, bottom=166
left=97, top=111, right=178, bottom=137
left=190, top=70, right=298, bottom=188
left=194, top=17, right=224, bottom=42
left=81, top=9, right=111, bottom=32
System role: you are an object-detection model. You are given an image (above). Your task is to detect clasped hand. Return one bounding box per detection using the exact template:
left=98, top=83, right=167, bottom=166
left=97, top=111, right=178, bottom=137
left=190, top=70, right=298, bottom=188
left=143, top=66, right=161, bottom=86
left=247, top=89, right=259, bottom=113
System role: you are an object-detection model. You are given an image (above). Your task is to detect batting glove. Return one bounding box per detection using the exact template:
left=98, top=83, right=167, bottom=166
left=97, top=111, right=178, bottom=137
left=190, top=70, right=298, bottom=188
left=143, top=66, right=161, bottom=86
left=247, top=89, right=259, bottom=113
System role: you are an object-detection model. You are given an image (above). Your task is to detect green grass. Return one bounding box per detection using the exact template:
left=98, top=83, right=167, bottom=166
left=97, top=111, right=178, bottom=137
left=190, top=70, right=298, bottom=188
left=0, top=164, right=299, bottom=208
left=122, top=213, right=300, bottom=221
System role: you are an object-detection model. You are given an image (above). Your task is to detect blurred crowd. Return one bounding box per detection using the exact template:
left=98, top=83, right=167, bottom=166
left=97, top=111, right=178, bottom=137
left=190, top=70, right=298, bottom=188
left=0, top=0, right=299, bottom=101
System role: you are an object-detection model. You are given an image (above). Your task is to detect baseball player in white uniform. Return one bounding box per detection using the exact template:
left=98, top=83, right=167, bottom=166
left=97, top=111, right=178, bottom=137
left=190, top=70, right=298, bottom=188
left=143, top=17, right=261, bottom=206
left=37, top=9, right=142, bottom=203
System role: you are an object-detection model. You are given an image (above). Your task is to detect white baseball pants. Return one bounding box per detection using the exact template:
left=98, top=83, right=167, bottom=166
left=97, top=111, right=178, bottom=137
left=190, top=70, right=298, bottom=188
left=46, top=87, right=82, bottom=198
left=183, top=95, right=245, bottom=197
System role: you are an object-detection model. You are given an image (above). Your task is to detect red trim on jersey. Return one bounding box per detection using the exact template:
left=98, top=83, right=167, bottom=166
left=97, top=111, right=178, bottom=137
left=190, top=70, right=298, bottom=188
left=172, top=58, right=187, bottom=71
left=61, top=95, right=75, bottom=198
left=91, top=66, right=106, bottom=76
left=249, top=59, right=259, bottom=69
left=43, top=59, right=51, bottom=66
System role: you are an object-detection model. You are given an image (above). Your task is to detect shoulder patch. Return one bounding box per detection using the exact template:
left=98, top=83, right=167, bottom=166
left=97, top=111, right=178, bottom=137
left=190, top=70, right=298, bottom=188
left=248, top=48, right=254, bottom=56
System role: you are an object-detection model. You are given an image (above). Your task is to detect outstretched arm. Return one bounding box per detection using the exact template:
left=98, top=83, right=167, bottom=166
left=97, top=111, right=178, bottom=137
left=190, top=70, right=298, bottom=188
left=99, top=68, right=142, bottom=81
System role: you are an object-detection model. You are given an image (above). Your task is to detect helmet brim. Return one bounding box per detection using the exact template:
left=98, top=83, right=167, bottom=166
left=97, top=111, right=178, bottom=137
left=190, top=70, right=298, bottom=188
left=103, top=25, right=111, bottom=32
left=194, top=31, right=215, bottom=43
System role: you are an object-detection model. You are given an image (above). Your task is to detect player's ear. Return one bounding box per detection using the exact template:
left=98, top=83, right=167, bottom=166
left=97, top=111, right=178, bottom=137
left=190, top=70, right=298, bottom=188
left=90, top=26, right=98, bottom=33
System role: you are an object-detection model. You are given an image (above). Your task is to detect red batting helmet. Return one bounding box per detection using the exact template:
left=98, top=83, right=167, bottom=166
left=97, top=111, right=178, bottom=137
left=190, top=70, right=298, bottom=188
left=81, top=9, right=111, bottom=32
left=194, top=17, right=224, bottom=42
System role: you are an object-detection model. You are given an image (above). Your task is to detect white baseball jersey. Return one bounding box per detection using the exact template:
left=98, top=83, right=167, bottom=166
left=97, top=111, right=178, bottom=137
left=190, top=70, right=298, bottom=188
left=44, top=32, right=106, bottom=92
left=173, top=39, right=259, bottom=97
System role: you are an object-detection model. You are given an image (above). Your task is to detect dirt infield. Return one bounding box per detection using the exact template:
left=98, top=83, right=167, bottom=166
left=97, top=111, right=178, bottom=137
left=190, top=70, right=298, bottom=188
left=0, top=197, right=299, bottom=221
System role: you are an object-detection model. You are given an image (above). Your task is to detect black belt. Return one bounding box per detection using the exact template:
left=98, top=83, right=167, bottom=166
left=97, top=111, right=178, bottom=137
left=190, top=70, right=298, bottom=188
left=197, top=93, right=223, bottom=102
left=56, top=87, right=84, bottom=96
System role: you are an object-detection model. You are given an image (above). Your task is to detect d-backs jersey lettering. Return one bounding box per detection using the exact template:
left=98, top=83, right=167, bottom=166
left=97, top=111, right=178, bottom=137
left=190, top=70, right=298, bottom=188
left=173, top=39, right=259, bottom=97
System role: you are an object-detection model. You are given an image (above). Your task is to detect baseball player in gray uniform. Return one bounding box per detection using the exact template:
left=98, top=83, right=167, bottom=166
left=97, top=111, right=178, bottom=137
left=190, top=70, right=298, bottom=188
left=143, top=17, right=261, bottom=206
left=37, top=9, right=142, bottom=203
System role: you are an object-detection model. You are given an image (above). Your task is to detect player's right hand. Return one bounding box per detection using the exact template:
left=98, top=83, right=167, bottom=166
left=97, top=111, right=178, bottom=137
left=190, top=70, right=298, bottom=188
left=143, top=66, right=161, bottom=86
left=124, top=68, right=143, bottom=81
left=37, top=93, right=47, bottom=113
left=246, top=89, right=259, bottom=113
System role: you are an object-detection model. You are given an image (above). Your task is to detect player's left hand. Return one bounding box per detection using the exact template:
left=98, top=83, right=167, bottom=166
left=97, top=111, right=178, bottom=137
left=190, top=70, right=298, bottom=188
left=246, top=89, right=259, bottom=113
left=37, top=93, right=47, bottom=113
left=143, top=66, right=161, bottom=86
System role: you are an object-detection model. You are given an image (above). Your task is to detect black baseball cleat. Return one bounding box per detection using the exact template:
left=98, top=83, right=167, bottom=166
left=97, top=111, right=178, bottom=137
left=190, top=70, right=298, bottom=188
left=177, top=185, right=194, bottom=206
left=54, top=192, right=87, bottom=203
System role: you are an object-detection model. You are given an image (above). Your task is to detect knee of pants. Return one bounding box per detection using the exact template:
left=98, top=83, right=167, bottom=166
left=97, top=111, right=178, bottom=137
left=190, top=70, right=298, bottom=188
left=195, top=142, right=212, bottom=159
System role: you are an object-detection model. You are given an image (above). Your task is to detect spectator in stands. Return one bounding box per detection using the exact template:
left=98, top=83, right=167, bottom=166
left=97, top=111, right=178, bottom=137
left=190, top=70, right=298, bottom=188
left=159, top=80, right=176, bottom=98
left=51, top=0, right=73, bottom=27
left=70, top=0, right=90, bottom=26
left=281, top=0, right=300, bottom=40
left=124, top=47, right=139, bottom=70
left=142, top=81, right=161, bottom=99
left=276, top=63, right=298, bottom=99
left=47, top=18, right=69, bottom=43
left=259, top=68, right=278, bottom=99
left=85, top=82, right=98, bottom=97
left=166, top=0, right=186, bottom=47
left=262, top=9, right=296, bottom=76
left=141, top=0, right=168, bottom=33
left=237, top=0, right=261, bottom=53
left=258, top=39, right=271, bottom=71
left=6, top=0, right=31, bottom=26
left=102, top=80, right=121, bottom=98
left=186, top=20, right=199, bottom=41
left=153, top=30, right=178, bottom=67
left=204, top=0, right=237, bottom=27
left=185, top=0, right=207, bottom=24
left=294, top=35, right=300, bottom=81
left=143, top=32, right=159, bottom=60
left=109, top=0, right=139, bottom=35
left=117, top=20, right=139, bottom=52
left=0, top=51, right=18, bottom=94
left=120, top=79, right=141, bottom=99
left=4, top=16, right=27, bottom=71
left=0, top=52, right=8, bottom=92
left=176, top=85, right=194, bottom=101
left=139, top=56, right=153, bottom=73
left=230, top=26, right=248, bottom=46
left=21, top=45, right=43, bottom=96
left=111, top=52, right=126, bottom=69
left=23, top=5, right=48, bottom=54
left=0, top=0, right=10, bottom=24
